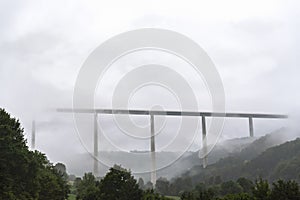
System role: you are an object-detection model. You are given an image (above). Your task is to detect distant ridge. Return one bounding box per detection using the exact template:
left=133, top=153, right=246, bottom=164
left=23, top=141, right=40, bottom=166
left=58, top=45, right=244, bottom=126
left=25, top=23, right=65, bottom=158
left=177, top=128, right=300, bottom=184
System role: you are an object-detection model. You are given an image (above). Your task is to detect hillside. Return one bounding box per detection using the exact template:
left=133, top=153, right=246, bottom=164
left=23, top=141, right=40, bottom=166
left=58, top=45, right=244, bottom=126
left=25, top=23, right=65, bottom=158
left=65, top=136, right=257, bottom=181
left=245, top=138, right=300, bottom=182
left=178, top=131, right=300, bottom=185
left=178, top=128, right=289, bottom=181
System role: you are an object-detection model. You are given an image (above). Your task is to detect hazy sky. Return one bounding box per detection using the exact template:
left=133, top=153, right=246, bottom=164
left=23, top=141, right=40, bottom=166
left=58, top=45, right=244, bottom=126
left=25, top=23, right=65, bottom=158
left=0, top=0, right=299, bottom=167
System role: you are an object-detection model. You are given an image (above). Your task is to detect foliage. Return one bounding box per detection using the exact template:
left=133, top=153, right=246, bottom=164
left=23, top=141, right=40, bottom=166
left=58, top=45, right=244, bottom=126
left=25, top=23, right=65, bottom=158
left=220, top=193, right=253, bottom=200
left=169, top=176, right=193, bottom=196
left=236, top=178, right=254, bottom=194
left=138, top=178, right=145, bottom=189
left=270, top=179, right=300, bottom=200
left=97, top=165, right=142, bottom=200
left=220, top=181, right=243, bottom=195
left=75, top=165, right=144, bottom=200
left=175, top=177, right=300, bottom=200
left=38, top=164, right=70, bottom=200
left=156, top=177, right=170, bottom=195
left=0, top=108, right=69, bottom=200
left=177, top=132, right=300, bottom=186
left=76, top=173, right=99, bottom=200
left=252, top=178, right=270, bottom=200
left=74, top=167, right=173, bottom=200
left=143, top=189, right=172, bottom=200
left=54, top=162, right=68, bottom=180
left=180, top=191, right=196, bottom=200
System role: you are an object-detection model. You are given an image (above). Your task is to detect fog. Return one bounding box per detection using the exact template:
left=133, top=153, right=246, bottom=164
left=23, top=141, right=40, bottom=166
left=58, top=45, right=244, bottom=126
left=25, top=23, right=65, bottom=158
left=0, top=0, right=299, bottom=175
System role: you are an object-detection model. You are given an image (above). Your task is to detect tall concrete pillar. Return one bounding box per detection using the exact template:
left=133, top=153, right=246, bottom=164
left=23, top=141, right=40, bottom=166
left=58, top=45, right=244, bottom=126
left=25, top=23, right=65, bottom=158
left=249, top=117, right=254, bottom=137
left=150, top=114, right=157, bottom=186
left=94, top=113, right=99, bottom=176
left=31, top=120, right=35, bottom=149
left=201, top=116, right=208, bottom=168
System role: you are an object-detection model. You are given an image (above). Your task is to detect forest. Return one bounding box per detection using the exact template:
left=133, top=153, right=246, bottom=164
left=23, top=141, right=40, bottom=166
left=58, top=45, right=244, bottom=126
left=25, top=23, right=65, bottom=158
left=1, top=108, right=299, bottom=200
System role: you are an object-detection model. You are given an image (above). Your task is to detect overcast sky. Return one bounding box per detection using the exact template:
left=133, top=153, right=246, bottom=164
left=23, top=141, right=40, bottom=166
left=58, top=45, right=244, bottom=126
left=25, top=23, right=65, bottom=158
left=0, top=0, right=299, bottom=168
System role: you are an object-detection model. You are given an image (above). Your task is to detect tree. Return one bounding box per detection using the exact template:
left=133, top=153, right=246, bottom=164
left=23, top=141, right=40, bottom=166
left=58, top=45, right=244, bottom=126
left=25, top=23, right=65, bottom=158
left=214, top=176, right=223, bottom=185
left=180, top=191, right=196, bottom=200
left=0, top=108, right=34, bottom=199
left=54, top=162, right=68, bottom=180
left=270, top=180, right=300, bottom=200
left=138, top=177, right=145, bottom=189
left=98, top=165, right=142, bottom=200
left=179, top=182, right=215, bottom=200
left=198, top=188, right=215, bottom=200
left=221, top=181, right=243, bottom=196
left=156, top=177, right=170, bottom=195
left=76, top=173, right=99, bottom=200
left=68, top=174, right=77, bottom=182
left=236, top=177, right=254, bottom=193
left=38, top=164, right=70, bottom=200
left=169, top=176, right=193, bottom=196
left=252, top=178, right=270, bottom=200
left=144, top=181, right=154, bottom=190
left=0, top=108, right=69, bottom=200
left=74, top=177, right=82, bottom=187
left=142, top=189, right=171, bottom=200
left=222, top=193, right=253, bottom=200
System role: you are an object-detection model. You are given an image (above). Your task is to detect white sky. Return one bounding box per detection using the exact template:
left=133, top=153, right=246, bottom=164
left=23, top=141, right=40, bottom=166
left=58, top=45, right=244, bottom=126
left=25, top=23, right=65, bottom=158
left=0, top=0, right=299, bottom=167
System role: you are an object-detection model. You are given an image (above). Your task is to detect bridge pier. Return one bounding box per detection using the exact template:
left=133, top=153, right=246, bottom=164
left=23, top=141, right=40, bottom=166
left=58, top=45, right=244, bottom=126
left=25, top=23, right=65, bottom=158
left=94, top=113, right=99, bottom=176
left=201, top=116, right=208, bottom=168
left=31, top=120, right=36, bottom=149
left=249, top=117, right=254, bottom=137
left=150, top=114, right=157, bottom=186
left=57, top=108, right=287, bottom=178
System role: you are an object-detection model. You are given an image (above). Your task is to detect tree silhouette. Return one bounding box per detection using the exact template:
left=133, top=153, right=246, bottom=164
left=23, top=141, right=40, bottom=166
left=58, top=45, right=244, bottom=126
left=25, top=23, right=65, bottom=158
left=252, top=178, right=270, bottom=200
left=76, top=172, right=99, bottom=200
left=0, top=108, right=69, bottom=199
left=270, top=180, right=300, bottom=200
left=98, top=165, right=142, bottom=200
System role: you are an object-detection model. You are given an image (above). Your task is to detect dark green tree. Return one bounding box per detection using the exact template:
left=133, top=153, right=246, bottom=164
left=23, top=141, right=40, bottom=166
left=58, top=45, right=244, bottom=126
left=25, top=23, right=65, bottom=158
left=221, top=181, right=243, bottom=196
left=98, top=165, right=142, bottom=200
left=198, top=188, right=215, bottom=200
left=252, top=178, right=270, bottom=200
left=74, top=177, right=82, bottom=188
left=193, top=183, right=215, bottom=200
left=222, top=193, right=253, bottom=200
left=180, top=191, right=196, bottom=200
left=156, top=177, right=170, bottom=195
left=270, top=180, right=300, bottom=200
left=0, top=108, right=69, bottom=200
left=144, top=181, right=154, bottom=190
left=76, top=172, right=99, bottom=200
left=138, top=177, right=145, bottom=189
left=54, top=162, right=68, bottom=180
left=214, top=176, right=223, bottom=185
left=236, top=177, right=254, bottom=193
left=169, top=176, right=193, bottom=196
left=38, top=164, right=70, bottom=200
left=143, top=189, right=171, bottom=200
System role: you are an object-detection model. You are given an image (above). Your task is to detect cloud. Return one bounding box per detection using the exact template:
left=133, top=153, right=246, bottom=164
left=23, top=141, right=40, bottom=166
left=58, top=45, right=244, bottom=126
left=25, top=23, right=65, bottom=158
left=0, top=0, right=299, bottom=174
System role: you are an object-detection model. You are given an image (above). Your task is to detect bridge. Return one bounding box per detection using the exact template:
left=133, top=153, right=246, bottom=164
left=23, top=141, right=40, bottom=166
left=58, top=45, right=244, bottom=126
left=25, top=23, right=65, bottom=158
left=55, top=108, right=287, bottom=185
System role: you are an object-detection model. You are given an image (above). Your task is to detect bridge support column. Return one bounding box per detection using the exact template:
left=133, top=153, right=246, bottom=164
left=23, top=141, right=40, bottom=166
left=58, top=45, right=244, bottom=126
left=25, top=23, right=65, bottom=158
left=201, top=116, right=208, bottom=168
left=150, top=114, right=157, bottom=186
left=94, top=113, right=99, bottom=176
left=249, top=117, right=254, bottom=137
left=31, top=120, right=35, bottom=149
